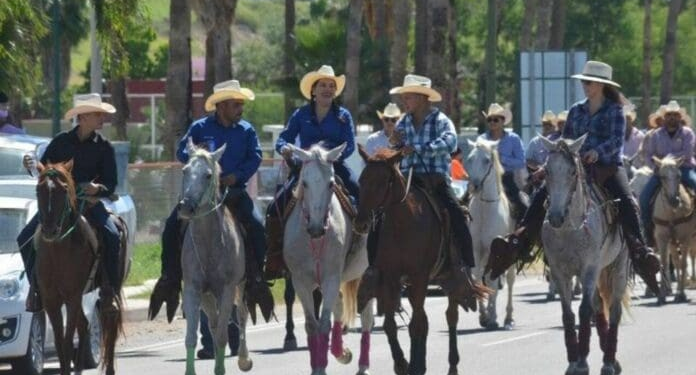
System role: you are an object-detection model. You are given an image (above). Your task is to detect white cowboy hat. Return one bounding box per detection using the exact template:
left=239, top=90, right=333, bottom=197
left=299, top=65, right=346, bottom=100
left=63, top=93, right=116, bottom=120
left=376, top=102, right=402, bottom=119
left=541, top=110, right=556, bottom=124
left=663, top=100, right=692, bottom=127
left=482, top=103, right=512, bottom=125
left=571, top=60, right=621, bottom=88
left=204, top=80, right=255, bottom=112
left=623, top=103, right=637, bottom=123
left=389, top=74, right=442, bottom=102
left=556, top=110, right=569, bottom=122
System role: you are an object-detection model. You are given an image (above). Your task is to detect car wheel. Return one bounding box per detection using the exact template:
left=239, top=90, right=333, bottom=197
left=83, top=305, right=102, bottom=369
left=10, top=312, right=45, bottom=375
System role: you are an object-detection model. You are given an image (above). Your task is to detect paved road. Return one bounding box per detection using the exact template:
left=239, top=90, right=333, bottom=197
left=4, top=275, right=696, bottom=374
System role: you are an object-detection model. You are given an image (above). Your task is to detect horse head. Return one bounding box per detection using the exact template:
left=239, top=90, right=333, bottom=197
left=178, top=138, right=226, bottom=219
left=465, top=138, right=502, bottom=193
left=653, top=155, right=684, bottom=209
left=354, top=146, right=404, bottom=234
left=294, top=143, right=345, bottom=238
left=36, top=159, right=77, bottom=242
left=541, top=134, right=587, bottom=228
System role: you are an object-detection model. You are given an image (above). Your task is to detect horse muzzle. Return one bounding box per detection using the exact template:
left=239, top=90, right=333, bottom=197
left=41, top=225, right=60, bottom=242
left=668, top=196, right=681, bottom=208
left=177, top=199, right=197, bottom=219
left=307, top=225, right=326, bottom=239
left=548, top=210, right=566, bottom=228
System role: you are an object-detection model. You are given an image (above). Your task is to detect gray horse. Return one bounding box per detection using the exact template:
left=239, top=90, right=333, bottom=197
left=179, top=139, right=252, bottom=375
left=540, top=135, right=629, bottom=375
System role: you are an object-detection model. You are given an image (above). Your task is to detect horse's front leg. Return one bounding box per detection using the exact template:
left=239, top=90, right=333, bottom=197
left=283, top=276, right=298, bottom=350
left=406, top=282, right=428, bottom=375
left=183, top=284, right=202, bottom=375
left=313, top=276, right=341, bottom=373
left=211, top=285, right=236, bottom=375
left=357, top=298, right=375, bottom=375
left=445, top=296, right=459, bottom=375
left=504, top=269, right=516, bottom=329
left=383, top=289, right=408, bottom=375
left=63, top=297, right=80, bottom=375
left=235, top=284, right=253, bottom=372
left=552, top=272, right=579, bottom=375
left=655, top=233, right=671, bottom=304
left=480, top=274, right=499, bottom=330
left=292, top=273, right=322, bottom=374
left=330, top=287, right=351, bottom=364
left=73, top=306, right=90, bottom=375
left=45, top=302, right=68, bottom=375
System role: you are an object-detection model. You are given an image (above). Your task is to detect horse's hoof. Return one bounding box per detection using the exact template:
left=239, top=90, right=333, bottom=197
left=546, top=293, right=556, bottom=301
left=503, top=319, right=515, bottom=330
left=238, top=357, right=253, bottom=372
left=564, top=362, right=577, bottom=375
left=394, top=358, right=409, bottom=375
left=337, top=348, right=353, bottom=364
left=657, top=295, right=666, bottom=306
left=574, top=360, right=589, bottom=375
left=485, top=321, right=499, bottom=331
left=447, top=366, right=458, bottom=375
left=674, top=293, right=688, bottom=303
left=613, top=360, right=622, bottom=374
left=600, top=363, right=615, bottom=375
left=283, top=337, right=298, bottom=351
left=356, top=367, right=370, bottom=375
left=311, top=370, right=327, bottom=375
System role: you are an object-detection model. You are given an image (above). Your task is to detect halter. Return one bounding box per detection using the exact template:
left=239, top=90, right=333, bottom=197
left=38, top=169, right=86, bottom=242
left=475, top=152, right=502, bottom=203
left=546, top=145, right=591, bottom=233
left=183, top=155, right=228, bottom=219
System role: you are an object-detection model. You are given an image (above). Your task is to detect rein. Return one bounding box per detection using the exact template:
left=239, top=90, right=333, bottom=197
left=38, top=169, right=87, bottom=242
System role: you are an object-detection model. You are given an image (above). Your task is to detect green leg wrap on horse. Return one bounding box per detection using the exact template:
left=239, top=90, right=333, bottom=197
left=214, top=347, right=226, bottom=375
left=185, top=347, right=196, bottom=375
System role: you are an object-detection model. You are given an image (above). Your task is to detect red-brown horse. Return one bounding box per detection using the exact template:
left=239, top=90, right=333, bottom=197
left=35, top=161, right=125, bottom=375
left=354, top=147, right=487, bottom=375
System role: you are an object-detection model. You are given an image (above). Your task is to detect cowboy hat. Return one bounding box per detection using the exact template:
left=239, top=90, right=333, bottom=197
left=204, top=80, right=255, bottom=112
left=63, top=93, right=116, bottom=120
left=299, top=65, right=346, bottom=100
left=377, top=102, right=402, bottom=119
left=571, top=60, right=621, bottom=88
left=623, top=104, right=637, bottom=123
left=556, top=110, right=569, bottom=123
left=482, top=103, right=512, bottom=125
left=389, top=74, right=442, bottom=102
left=648, top=105, right=667, bottom=129
left=541, top=110, right=556, bottom=124
left=663, top=100, right=692, bottom=127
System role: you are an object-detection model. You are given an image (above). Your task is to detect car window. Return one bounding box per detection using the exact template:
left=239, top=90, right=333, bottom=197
left=0, top=208, right=25, bottom=254
left=0, top=148, right=28, bottom=177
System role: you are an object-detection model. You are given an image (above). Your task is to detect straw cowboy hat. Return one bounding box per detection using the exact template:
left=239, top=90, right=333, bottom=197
left=63, top=93, right=116, bottom=120
left=482, top=103, right=512, bottom=126
left=376, top=102, right=402, bottom=119
left=204, top=80, right=255, bottom=112
left=571, top=60, right=621, bottom=88
left=541, top=110, right=556, bottom=124
left=663, top=100, right=692, bottom=127
left=557, top=110, right=569, bottom=123
left=389, top=74, right=442, bottom=102
left=299, top=65, right=346, bottom=100
left=648, top=104, right=667, bottom=129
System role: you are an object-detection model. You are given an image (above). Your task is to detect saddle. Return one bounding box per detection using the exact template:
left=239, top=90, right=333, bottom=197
left=86, top=211, right=129, bottom=296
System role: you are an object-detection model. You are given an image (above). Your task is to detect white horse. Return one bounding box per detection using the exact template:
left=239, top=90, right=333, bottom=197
left=540, top=135, right=629, bottom=375
left=283, top=144, right=374, bottom=375
left=466, top=139, right=516, bottom=330
left=651, top=155, right=695, bottom=303
left=179, top=140, right=252, bottom=375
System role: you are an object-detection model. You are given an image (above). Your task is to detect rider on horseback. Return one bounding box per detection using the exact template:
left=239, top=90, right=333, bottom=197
left=359, top=74, right=478, bottom=305
left=638, top=100, right=696, bottom=246
left=489, top=61, right=662, bottom=294
left=19, top=93, right=122, bottom=312
left=149, top=80, right=273, bottom=322
left=264, top=65, right=360, bottom=280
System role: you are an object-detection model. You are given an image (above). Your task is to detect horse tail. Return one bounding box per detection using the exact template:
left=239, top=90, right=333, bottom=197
left=340, top=278, right=360, bottom=329
left=100, top=291, right=124, bottom=371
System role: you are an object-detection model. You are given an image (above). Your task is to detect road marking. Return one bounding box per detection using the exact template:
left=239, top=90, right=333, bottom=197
left=481, top=331, right=547, bottom=347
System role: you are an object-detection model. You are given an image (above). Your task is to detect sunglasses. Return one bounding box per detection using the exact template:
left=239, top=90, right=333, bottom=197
left=487, top=117, right=503, bottom=123
left=581, top=80, right=594, bottom=86
left=383, top=117, right=399, bottom=123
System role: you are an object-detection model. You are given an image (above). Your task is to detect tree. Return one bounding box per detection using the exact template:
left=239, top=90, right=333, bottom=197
left=535, top=0, right=552, bottom=49
left=548, top=0, right=567, bottom=49
left=519, top=0, right=537, bottom=51
left=640, top=0, right=652, bottom=127
left=390, top=0, right=410, bottom=87
left=659, top=0, right=684, bottom=104
left=429, top=0, right=449, bottom=111
left=448, top=0, right=461, bottom=127
left=344, top=0, right=363, bottom=116
left=480, top=0, right=498, bottom=133
left=193, top=0, right=238, bottom=97
left=284, top=0, right=296, bottom=119
left=164, top=0, right=192, bottom=160
left=414, top=0, right=428, bottom=75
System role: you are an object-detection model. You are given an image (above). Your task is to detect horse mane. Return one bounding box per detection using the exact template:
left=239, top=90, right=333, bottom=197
left=39, top=162, right=78, bottom=210
left=473, top=140, right=505, bottom=192
left=372, top=148, right=400, bottom=162
left=658, top=154, right=680, bottom=168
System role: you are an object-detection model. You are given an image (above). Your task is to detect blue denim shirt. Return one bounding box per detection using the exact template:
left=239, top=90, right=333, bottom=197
left=275, top=104, right=355, bottom=162
left=176, top=115, right=262, bottom=187
left=477, top=130, right=526, bottom=172
left=563, top=98, right=625, bottom=165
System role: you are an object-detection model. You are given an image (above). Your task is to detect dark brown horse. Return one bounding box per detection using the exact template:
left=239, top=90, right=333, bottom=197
left=354, top=148, right=487, bottom=375
left=35, top=161, right=125, bottom=375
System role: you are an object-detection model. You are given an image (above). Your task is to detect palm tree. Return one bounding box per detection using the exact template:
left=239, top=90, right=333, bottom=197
left=390, top=0, right=411, bottom=87
left=414, top=0, right=428, bottom=75
left=193, top=0, right=237, bottom=97
left=659, top=0, right=684, bottom=104
left=344, top=0, right=363, bottom=117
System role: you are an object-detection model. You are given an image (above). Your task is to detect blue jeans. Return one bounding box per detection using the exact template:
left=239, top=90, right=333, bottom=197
left=199, top=310, right=239, bottom=354
left=639, top=166, right=696, bottom=228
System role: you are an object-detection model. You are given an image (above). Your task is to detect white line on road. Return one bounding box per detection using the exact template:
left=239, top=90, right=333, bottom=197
left=481, top=331, right=547, bottom=347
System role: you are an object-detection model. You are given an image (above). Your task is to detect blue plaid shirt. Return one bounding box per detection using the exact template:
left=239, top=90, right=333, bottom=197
left=563, top=98, right=626, bottom=165
left=395, top=108, right=457, bottom=176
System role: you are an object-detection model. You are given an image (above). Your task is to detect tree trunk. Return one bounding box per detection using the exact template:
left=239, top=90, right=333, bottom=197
left=519, top=0, right=537, bottom=51
left=212, top=0, right=236, bottom=84
left=40, top=38, right=71, bottom=96
left=390, top=0, right=410, bottom=87
left=284, top=0, right=296, bottom=119
left=428, top=0, right=449, bottom=112
left=414, top=0, right=428, bottom=75
left=658, top=0, right=683, bottom=104
left=535, top=0, right=552, bottom=49
left=164, top=0, right=192, bottom=160
left=480, top=0, right=498, bottom=133
left=373, top=0, right=391, bottom=91
left=344, top=0, right=363, bottom=117
left=640, top=0, right=652, bottom=128
left=448, top=0, right=460, bottom=128
left=548, top=0, right=566, bottom=49
left=204, top=31, right=216, bottom=98
left=109, top=76, right=129, bottom=141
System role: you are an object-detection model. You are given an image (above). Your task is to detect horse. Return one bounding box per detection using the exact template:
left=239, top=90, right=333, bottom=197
left=354, top=147, right=489, bottom=375
left=283, top=143, right=374, bottom=375
left=465, top=139, right=517, bottom=330
left=35, top=161, right=126, bottom=375
left=178, top=139, right=252, bottom=375
left=651, top=155, right=695, bottom=304
left=539, top=135, right=629, bottom=375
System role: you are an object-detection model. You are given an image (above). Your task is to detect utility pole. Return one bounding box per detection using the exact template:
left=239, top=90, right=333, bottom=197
left=51, top=0, right=61, bottom=136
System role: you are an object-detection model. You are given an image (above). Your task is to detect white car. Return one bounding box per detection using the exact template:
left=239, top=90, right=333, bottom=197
left=0, top=134, right=136, bottom=374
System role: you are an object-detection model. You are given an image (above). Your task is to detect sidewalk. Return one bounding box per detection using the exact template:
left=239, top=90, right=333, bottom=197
left=122, top=279, right=157, bottom=322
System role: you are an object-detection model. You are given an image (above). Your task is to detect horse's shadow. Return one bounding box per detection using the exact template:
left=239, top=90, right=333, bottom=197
left=453, top=327, right=505, bottom=335
left=252, top=346, right=308, bottom=355
left=117, top=350, right=162, bottom=359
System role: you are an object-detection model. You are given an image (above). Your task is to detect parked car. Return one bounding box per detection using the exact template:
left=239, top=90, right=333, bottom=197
left=0, top=134, right=136, bottom=374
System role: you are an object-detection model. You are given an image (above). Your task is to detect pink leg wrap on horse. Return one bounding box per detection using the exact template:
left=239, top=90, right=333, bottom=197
left=595, top=312, right=609, bottom=352
left=578, top=317, right=591, bottom=358
left=331, top=321, right=344, bottom=358
left=359, top=331, right=370, bottom=368
left=317, top=333, right=330, bottom=368
left=308, top=334, right=319, bottom=369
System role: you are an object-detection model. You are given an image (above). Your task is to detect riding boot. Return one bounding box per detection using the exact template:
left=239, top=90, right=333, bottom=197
left=263, top=214, right=286, bottom=281
left=245, top=253, right=275, bottom=325
left=25, top=272, right=42, bottom=313
left=487, top=187, right=548, bottom=279
left=623, top=231, right=661, bottom=295
left=148, top=210, right=185, bottom=323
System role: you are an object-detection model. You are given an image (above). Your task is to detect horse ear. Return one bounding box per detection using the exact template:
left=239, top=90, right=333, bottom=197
left=211, top=143, right=227, bottom=162
left=652, top=156, right=662, bottom=168
left=358, top=144, right=370, bottom=163
left=64, top=159, right=74, bottom=172
left=539, top=135, right=557, bottom=151
left=293, top=146, right=313, bottom=162
left=467, top=139, right=476, bottom=148
left=326, top=143, right=347, bottom=163
left=568, top=134, right=587, bottom=154
left=186, top=137, right=196, bottom=155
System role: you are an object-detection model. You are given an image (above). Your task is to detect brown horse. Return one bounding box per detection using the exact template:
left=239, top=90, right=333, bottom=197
left=354, top=148, right=487, bottom=375
left=35, top=161, right=125, bottom=375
